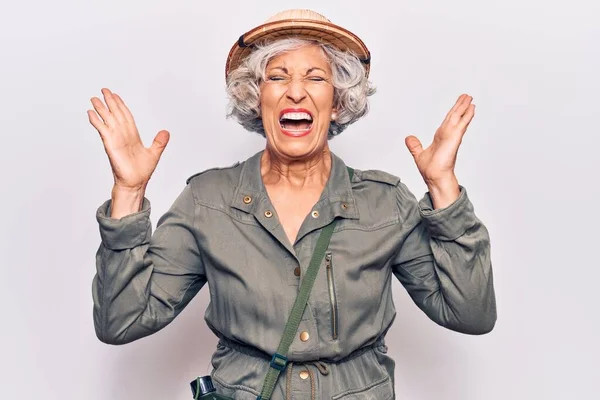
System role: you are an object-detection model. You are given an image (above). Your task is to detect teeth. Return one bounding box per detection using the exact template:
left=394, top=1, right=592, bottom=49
left=280, top=112, right=313, bottom=121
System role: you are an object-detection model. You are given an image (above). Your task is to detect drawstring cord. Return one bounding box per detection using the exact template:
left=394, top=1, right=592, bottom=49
left=284, top=361, right=329, bottom=400
left=312, top=361, right=329, bottom=375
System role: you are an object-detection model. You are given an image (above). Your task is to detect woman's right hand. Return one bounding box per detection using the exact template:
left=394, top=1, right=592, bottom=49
left=88, top=88, right=170, bottom=191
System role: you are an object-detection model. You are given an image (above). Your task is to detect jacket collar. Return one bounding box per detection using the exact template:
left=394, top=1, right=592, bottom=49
left=231, top=150, right=359, bottom=221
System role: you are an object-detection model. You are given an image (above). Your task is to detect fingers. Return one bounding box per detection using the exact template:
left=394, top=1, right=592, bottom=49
left=113, top=93, right=135, bottom=125
left=405, top=135, right=423, bottom=159
left=87, top=109, right=107, bottom=137
left=102, top=88, right=128, bottom=125
left=90, top=96, right=113, bottom=126
left=88, top=88, right=136, bottom=135
left=445, top=94, right=467, bottom=117
left=446, top=94, right=472, bottom=122
left=150, top=130, right=170, bottom=158
left=458, top=104, right=475, bottom=130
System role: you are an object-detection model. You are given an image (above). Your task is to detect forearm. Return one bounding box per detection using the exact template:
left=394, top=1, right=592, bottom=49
left=93, top=242, right=153, bottom=344
left=426, top=222, right=495, bottom=334
left=398, top=242, right=496, bottom=334
left=393, top=184, right=497, bottom=334
left=94, top=197, right=158, bottom=344
left=93, top=184, right=206, bottom=344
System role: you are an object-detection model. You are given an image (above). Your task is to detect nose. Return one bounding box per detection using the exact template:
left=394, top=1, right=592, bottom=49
left=285, top=79, right=307, bottom=103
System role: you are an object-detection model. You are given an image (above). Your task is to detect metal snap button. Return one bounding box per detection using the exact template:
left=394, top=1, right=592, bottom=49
left=341, top=203, right=348, bottom=210
left=294, top=267, right=301, bottom=277
left=299, top=370, right=309, bottom=380
left=243, top=196, right=252, bottom=204
left=311, top=210, right=319, bottom=218
left=300, top=331, right=310, bottom=342
left=264, top=210, right=273, bottom=218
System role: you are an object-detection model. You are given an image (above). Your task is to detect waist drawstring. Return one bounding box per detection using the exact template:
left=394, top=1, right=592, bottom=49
left=285, top=361, right=329, bottom=400
left=214, top=335, right=385, bottom=399
left=311, top=361, right=329, bottom=375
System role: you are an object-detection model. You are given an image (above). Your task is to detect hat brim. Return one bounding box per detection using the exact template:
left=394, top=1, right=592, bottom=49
left=225, top=18, right=371, bottom=79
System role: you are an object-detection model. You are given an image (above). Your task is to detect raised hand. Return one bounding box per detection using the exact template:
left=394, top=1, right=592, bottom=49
left=88, top=88, right=170, bottom=191
left=405, top=94, right=475, bottom=185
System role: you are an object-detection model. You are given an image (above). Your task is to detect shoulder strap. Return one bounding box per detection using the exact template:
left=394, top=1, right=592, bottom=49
left=257, top=167, right=353, bottom=400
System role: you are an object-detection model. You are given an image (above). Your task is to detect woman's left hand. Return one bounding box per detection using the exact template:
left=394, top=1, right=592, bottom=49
left=405, top=94, right=475, bottom=186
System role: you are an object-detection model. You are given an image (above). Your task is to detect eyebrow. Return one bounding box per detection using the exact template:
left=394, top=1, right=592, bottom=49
left=307, top=67, right=327, bottom=74
left=268, top=66, right=328, bottom=75
left=269, top=66, right=289, bottom=74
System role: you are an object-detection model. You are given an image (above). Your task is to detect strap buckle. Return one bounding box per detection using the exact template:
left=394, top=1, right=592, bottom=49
left=269, top=353, right=288, bottom=371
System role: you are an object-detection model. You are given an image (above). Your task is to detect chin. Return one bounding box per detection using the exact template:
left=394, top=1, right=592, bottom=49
left=269, top=129, right=326, bottom=160
left=273, top=142, right=319, bottom=160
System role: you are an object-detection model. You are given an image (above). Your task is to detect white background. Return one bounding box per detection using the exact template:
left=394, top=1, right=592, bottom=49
left=1, top=0, right=598, bottom=399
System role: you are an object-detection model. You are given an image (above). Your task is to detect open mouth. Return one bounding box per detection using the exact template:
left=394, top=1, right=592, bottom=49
left=279, top=109, right=313, bottom=136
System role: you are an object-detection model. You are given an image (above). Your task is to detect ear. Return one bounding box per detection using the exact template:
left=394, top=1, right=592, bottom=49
left=331, top=108, right=338, bottom=121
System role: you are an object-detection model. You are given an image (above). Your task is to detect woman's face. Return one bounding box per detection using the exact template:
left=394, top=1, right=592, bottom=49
left=259, top=44, right=336, bottom=161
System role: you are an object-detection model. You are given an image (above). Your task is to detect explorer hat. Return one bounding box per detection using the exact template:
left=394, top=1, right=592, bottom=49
left=225, top=9, right=371, bottom=79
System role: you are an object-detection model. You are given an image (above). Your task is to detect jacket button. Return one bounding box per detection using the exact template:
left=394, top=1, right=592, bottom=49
left=311, top=210, right=319, bottom=218
left=243, top=196, right=252, bottom=204
left=299, top=370, right=309, bottom=380
left=341, top=203, right=348, bottom=210
left=294, top=267, right=301, bottom=277
left=300, top=331, right=310, bottom=342
left=264, top=210, right=273, bottom=218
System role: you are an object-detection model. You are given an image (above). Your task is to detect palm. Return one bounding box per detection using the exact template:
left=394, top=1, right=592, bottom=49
left=405, top=94, right=475, bottom=184
left=87, top=88, right=170, bottom=189
left=104, top=140, right=160, bottom=187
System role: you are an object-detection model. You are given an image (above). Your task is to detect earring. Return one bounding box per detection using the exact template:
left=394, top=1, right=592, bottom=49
left=331, top=112, right=337, bottom=121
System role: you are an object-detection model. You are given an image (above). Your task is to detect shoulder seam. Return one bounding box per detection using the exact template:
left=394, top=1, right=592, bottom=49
left=356, top=169, right=401, bottom=186
left=186, top=161, right=241, bottom=185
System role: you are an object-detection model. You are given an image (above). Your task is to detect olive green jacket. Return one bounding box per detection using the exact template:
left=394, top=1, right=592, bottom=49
left=93, top=150, right=496, bottom=399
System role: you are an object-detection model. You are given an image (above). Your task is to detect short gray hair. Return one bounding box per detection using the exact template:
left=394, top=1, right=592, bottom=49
left=225, top=38, right=376, bottom=138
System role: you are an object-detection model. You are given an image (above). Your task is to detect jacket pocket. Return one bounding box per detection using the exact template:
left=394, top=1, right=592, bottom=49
left=325, top=252, right=339, bottom=340
left=332, top=375, right=394, bottom=400
left=210, top=344, right=262, bottom=399
left=212, top=376, right=258, bottom=400
left=332, top=377, right=395, bottom=400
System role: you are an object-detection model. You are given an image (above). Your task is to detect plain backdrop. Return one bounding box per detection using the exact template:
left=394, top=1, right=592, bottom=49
left=1, top=0, right=598, bottom=399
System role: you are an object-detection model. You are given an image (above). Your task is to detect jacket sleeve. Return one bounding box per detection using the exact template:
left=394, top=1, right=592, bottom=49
left=92, top=183, right=207, bottom=345
left=391, top=182, right=497, bottom=335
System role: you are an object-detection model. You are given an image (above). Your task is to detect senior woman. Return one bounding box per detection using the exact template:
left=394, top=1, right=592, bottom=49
left=88, top=9, right=496, bottom=400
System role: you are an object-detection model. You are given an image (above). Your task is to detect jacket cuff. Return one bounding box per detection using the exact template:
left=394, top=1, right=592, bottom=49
left=96, top=197, right=152, bottom=250
left=417, top=186, right=477, bottom=241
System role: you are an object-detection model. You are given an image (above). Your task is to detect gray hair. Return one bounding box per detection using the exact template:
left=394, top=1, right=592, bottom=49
left=225, top=38, right=376, bottom=138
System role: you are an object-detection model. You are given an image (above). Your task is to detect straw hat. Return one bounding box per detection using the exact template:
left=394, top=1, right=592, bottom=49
left=225, top=9, right=371, bottom=79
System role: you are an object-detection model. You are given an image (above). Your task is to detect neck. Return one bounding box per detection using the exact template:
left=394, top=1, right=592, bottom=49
left=260, top=146, right=332, bottom=189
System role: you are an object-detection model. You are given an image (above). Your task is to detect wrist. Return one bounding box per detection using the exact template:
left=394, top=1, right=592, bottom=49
left=110, top=185, right=147, bottom=218
left=425, top=174, right=458, bottom=190
left=425, top=175, right=460, bottom=210
left=112, top=180, right=147, bottom=194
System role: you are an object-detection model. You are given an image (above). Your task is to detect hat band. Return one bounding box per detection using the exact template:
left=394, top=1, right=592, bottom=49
left=237, top=34, right=370, bottom=65
left=238, top=35, right=251, bottom=48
